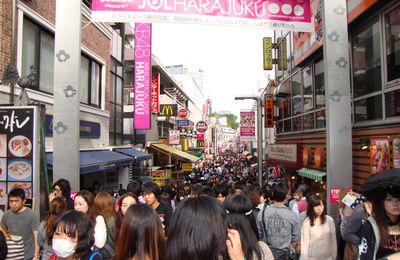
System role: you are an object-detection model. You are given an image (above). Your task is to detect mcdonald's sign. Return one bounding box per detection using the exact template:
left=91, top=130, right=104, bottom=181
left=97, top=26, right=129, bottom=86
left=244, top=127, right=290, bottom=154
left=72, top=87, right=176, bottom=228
left=159, top=104, right=177, bottom=116
left=197, top=140, right=205, bottom=148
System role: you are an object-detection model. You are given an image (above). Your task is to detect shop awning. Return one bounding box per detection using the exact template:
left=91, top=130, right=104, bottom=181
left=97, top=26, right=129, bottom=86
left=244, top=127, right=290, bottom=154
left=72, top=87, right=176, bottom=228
left=46, top=150, right=133, bottom=174
left=297, top=167, right=327, bottom=181
left=150, top=143, right=200, bottom=163
left=113, top=147, right=151, bottom=161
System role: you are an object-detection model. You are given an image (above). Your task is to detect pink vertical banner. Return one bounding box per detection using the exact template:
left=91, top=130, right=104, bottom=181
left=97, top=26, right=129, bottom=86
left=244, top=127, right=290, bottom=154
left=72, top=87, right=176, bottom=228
left=134, top=23, right=152, bottom=129
left=240, top=111, right=256, bottom=141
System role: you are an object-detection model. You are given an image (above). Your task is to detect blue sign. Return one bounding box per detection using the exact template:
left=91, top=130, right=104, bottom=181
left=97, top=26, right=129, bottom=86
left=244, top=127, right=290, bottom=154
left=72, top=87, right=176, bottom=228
left=176, top=119, right=190, bottom=127
left=45, top=115, right=101, bottom=139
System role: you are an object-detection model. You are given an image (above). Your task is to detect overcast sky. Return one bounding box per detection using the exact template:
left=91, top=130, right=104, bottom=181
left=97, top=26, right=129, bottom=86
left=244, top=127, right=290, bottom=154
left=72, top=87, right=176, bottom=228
left=151, top=23, right=274, bottom=117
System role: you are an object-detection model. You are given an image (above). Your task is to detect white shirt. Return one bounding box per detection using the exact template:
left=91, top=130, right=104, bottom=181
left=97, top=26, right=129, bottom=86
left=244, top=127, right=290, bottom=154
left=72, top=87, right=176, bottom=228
left=93, top=215, right=107, bottom=249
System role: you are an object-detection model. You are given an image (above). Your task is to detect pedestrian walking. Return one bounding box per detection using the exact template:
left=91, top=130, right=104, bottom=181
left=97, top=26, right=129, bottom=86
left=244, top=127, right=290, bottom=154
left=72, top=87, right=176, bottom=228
left=94, top=192, right=116, bottom=259
left=224, top=194, right=274, bottom=259
left=74, top=190, right=107, bottom=251
left=300, top=194, right=337, bottom=260
left=49, top=179, right=74, bottom=210
left=114, top=192, right=137, bottom=241
left=114, top=204, right=166, bottom=260
left=257, top=183, right=300, bottom=260
left=37, top=197, right=67, bottom=260
left=48, top=211, right=103, bottom=260
left=1, top=188, right=40, bottom=260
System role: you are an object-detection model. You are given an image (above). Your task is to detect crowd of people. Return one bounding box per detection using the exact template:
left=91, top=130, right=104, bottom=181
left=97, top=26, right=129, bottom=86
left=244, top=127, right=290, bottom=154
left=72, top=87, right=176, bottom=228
left=0, top=151, right=399, bottom=260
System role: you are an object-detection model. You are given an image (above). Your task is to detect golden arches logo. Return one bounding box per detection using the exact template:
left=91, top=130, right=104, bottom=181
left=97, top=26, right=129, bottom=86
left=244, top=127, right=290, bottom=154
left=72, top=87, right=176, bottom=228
left=159, top=105, right=176, bottom=116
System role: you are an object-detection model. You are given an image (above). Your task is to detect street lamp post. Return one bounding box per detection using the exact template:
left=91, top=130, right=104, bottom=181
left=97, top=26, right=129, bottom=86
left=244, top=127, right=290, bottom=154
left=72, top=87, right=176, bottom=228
left=235, top=95, right=263, bottom=188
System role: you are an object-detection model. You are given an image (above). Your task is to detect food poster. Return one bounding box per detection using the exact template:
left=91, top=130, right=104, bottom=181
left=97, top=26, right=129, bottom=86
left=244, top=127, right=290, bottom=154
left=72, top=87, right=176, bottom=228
left=370, top=139, right=390, bottom=174
left=393, top=138, right=400, bottom=168
left=0, top=107, right=37, bottom=209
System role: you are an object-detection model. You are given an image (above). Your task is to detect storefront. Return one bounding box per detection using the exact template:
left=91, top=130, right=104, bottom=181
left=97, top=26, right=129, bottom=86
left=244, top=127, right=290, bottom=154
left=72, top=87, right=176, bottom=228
left=269, top=0, right=400, bottom=194
left=148, top=143, right=200, bottom=185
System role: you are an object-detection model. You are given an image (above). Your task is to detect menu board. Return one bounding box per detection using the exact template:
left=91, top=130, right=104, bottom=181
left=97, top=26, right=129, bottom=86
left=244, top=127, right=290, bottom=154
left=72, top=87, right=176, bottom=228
left=0, top=107, right=37, bottom=211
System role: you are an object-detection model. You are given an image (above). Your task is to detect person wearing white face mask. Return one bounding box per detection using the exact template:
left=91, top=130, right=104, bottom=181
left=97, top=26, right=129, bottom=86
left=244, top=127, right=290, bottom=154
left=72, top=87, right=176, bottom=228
left=47, top=211, right=103, bottom=260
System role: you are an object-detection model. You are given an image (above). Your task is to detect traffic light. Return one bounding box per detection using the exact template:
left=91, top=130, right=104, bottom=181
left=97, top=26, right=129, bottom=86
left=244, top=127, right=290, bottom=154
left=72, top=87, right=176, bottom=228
left=265, top=96, right=274, bottom=128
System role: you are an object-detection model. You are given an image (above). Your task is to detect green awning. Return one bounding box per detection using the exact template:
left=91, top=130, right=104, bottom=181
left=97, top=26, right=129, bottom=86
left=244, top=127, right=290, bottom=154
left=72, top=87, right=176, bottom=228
left=297, top=168, right=327, bottom=181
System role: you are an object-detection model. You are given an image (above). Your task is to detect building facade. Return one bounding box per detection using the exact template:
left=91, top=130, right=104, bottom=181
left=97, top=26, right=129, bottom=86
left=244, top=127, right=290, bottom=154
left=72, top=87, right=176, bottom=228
left=268, top=0, right=400, bottom=193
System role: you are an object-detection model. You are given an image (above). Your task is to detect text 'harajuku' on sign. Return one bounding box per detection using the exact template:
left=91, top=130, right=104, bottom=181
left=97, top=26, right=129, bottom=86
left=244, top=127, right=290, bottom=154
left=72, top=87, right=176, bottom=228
left=134, top=23, right=152, bottom=129
left=91, top=0, right=312, bottom=32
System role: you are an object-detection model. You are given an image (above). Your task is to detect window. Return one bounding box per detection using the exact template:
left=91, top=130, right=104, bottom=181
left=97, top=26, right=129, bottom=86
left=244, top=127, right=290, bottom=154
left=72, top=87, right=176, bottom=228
left=303, top=65, right=313, bottom=110
left=292, top=71, right=302, bottom=115
left=352, top=17, right=381, bottom=97
left=385, top=5, right=400, bottom=83
left=385, top=89, right=400, bottom=118
left=354, top=95, right=382, bottom=122
left=315, top=58, right=325, bottom=108
left=109, top=58, right=124, bottom=145
left=21, top=18, right=102, bottom=106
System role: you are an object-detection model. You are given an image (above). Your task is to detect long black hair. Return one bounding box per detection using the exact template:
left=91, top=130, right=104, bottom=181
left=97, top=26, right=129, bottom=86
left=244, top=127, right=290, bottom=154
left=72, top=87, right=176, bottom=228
left=167, top=196, right=228, bottom=260
left=306, top=194, right=326, bottom=226
left=48, top=210, right=94, bottom=259
left=224, top=194, right=263, bottom=260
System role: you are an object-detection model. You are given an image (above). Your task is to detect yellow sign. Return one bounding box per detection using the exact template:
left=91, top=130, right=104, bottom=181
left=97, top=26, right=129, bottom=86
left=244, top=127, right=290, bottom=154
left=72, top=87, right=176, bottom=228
left=263, top=37, right=273, bottom=70
left=277, top=37, right=287, bottom=70
left=197, top=140, right=204, bottom=148
left=159, top=104, right=177, bottom=116
left=182, top=163, right=192, bottom=172
left=152, top=170, right=165, bottom=186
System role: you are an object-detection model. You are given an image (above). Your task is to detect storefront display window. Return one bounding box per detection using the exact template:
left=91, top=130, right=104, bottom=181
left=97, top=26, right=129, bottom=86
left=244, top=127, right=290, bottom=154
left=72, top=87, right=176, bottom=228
left=293, top=116, right=302, bottom=131
left=303, top=113, right=314, bottom=130
left=385, top=4, right=400, bottom=83
left=352, top=16, right=381, bottom=98
left=385, top=89, right=400, bottom=118
left=316, top=110, right=325, bottom=128
left=354, top=95, right=382, bottom=122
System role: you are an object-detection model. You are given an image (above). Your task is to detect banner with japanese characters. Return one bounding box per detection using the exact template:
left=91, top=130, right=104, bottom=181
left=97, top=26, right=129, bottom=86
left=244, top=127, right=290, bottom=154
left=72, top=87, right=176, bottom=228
left=240, top=111, right=256, bottom=141
left=0, top=107, right=39, bottom=211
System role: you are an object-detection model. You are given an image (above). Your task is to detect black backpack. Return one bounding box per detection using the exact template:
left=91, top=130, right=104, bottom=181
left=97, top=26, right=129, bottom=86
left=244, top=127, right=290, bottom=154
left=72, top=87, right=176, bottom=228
left=94, top=221, right=115, bottom=259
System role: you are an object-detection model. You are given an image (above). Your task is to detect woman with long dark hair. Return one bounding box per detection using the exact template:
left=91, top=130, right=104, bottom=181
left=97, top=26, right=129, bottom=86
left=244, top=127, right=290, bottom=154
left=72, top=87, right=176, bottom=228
left=224, top=194, right=273, bottom=260
left=114, top=204, right=166, bottom=260
left=167, top=195, right=245, bottom=260
left=359, top=186, right=400, bottom=259
left=114, top=192, right=138, bottom=241
left=300, top=194, right=337, bottom=260
left=38, top=197, right=67, bottom=259
left=48, top=211, right=103, bottom=259
left=74, top=190, right=107, bottom=250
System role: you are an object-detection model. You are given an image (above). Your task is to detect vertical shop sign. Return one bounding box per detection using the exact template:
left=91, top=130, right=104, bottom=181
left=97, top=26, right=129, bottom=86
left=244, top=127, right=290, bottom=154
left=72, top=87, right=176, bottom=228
left=151, top=73, right=160, bottom=113
left=0, top=107, right=39, bottom=212
left=370, top=139, right=389, bottom=174
left=277, top=37, right=287, bottom=70
left=393, top=138, right=400, bottom=168
left=240, top=111, right=256, bottom=141
left=263, top=37, right=273, bottom=70
left=169, top=130, right=180, bottom=145
left=134, top=23, right=152, bottom=129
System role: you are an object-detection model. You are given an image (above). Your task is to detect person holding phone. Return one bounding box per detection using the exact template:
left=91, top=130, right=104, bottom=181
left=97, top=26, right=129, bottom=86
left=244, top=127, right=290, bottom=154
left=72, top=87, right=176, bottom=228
left=49, top=179, right=74, bottom=210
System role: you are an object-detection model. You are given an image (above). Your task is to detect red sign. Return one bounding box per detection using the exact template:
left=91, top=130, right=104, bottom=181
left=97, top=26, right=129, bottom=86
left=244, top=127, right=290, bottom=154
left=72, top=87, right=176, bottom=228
left=178, top=107, right=189, bottom=119
left=196, top=133, right=205, bottom=140
left=151, top=73, right=159, bottom=113
left=195, top=121, right=207, bottom=133
left=330, top=187, right=352, bottom=204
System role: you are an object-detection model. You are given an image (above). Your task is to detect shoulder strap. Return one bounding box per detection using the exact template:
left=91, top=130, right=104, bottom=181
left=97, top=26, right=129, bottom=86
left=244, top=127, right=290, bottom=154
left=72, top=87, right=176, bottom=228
left=368, top=216, right=380, bottom=260
left=261, top=205, right=268, bottom=241
left=89, top=251, right=101, bottom=260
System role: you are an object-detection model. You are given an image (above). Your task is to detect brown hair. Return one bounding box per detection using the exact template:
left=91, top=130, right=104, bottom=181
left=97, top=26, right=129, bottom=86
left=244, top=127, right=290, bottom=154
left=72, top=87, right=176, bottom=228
left=94, top=191, right=116, bottom=224
left=114, top=204, right=166, bottom=260
left=306, top=194, right=326, bottom=226
left=75, top=190, right=97, bottom=225
left=45, top=197, right=67, bottom=240
left=338, top=187, right=349, bottom=210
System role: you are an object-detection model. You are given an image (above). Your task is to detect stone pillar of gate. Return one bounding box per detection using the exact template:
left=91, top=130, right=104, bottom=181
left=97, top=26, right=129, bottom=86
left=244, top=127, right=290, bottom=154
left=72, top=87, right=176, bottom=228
left=53, top=0, right=82, bottom=192
left=322, top=0, right=353, bottom=215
